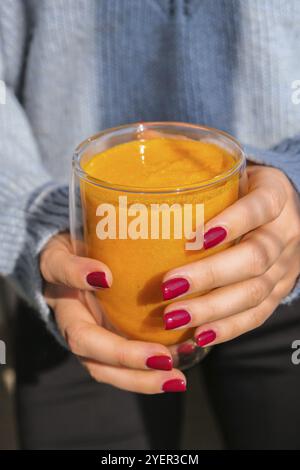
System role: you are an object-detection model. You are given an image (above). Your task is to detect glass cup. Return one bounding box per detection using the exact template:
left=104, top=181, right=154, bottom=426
left=70, top=122, right=247, bottom=369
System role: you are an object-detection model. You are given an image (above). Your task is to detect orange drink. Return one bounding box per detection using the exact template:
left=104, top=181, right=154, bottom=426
left=71, top=123, right=246, bottom=366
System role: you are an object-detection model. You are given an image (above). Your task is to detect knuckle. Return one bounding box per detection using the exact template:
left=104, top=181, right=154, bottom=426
left=62, top=257, right=77, bottom=287
left=289, top=220, right=300, bottom=243
left=240, top=206, right=252, bottom=230
left=267, top=186, right=285, bottom=219
left=232, top=320, right=242, bottom=338
left=115, top=342, right=128, bottom=367
left=65, top=323, right=85, bottom=354
left=272, top=280, right=288, bottom=303
left=203, top=263, right=217, bottom=288
left=204, top=298, right=219, bottom=321
left=226, top=318, right=240, bottom=339
left=249, top=308, right=267, bottom=328
left=249, top=242, right=270, bottom=276
left=247, top=279, right=269, bottom=306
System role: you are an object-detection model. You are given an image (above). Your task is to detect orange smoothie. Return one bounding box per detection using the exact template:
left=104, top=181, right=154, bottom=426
left=81, top=137, right=240, bottom=346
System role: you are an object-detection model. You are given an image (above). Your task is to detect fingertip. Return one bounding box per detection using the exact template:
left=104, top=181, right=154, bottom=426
left=86, top=271, right=110, bottom=289
left=161, top=277, right=190, bottom=301
left=195, top=328, right=217, bottom=347
left=203, top=225, right=228, bottom=250
left=146, top=354, right=173, bottom=371
left=76, top=257, right=113, bottom=289
left=161, top=377, right=187, bottom=393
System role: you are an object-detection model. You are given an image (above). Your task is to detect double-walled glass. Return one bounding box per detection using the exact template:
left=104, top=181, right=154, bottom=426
left=70, top=122, right=247, bottom=369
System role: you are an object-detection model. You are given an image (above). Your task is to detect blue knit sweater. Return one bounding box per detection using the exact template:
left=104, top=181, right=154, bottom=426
left=0, top=0, right=300, bottom=336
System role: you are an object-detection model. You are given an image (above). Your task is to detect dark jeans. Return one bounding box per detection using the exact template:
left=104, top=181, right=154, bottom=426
left=15, top=299, right=300, bottom=450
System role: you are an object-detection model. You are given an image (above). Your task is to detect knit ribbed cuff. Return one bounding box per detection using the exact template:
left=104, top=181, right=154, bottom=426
left=244, top=138, right=300, bottom=193
left=6, top=182, right=70, bottom=345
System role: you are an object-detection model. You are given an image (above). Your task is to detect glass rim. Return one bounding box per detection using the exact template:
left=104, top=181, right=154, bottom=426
left=72, top=121, right=246, bottom=194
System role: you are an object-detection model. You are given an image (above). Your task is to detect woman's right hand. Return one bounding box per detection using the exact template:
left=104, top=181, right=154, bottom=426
left=40, top=233, right=186, bottom=394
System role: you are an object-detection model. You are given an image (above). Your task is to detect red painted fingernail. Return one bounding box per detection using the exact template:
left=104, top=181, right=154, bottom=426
left=86, top=271, right=109, bottom=288
left=196, top=330, right=216, bottom=347
left=146, top=355, right=172, bottom=371
left=162, top=379, right=186, bottom=393
left=204, top=226, right=227, bottom=249
left=177, top=342, right=195, bottom=355
left=162, top=278, right=190, bottom=301
left=164, top=309, right=191, bottom=330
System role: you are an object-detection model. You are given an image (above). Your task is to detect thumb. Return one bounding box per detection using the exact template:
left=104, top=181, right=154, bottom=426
left=40, top=233, right=112, bottom=290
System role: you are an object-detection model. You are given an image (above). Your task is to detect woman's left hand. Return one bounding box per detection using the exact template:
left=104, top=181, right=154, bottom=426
left=162, top=165, right=300, bottom=347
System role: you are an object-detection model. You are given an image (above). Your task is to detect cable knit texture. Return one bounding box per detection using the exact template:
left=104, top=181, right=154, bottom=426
left=0, top=0, right=300, bottom=337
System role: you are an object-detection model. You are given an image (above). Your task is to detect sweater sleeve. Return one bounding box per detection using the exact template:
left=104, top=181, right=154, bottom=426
left=244, top=137, right=300, bottom=303
left=0, top=2, right=69, bottom=340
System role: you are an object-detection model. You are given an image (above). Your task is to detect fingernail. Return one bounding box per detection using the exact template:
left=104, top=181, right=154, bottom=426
left=164, top=309, right=191, bottom=330
left=204, top=226, right=227, bottom=249
left=162, top=379, right=186, bottom=393
left=162, top=278, right=190, bottom=301
left=196, top=330, right=216, bottom=347
left=177, top=342, right=195, bottom=355
left=146, top=355, right=172, bottom=371
left=86, top=271, right=109, bottom=288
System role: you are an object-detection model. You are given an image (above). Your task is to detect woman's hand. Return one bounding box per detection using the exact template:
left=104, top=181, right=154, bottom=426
left=40, top=233, right=186, bottom=394
left=162, top=165, right=300, bottom=347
